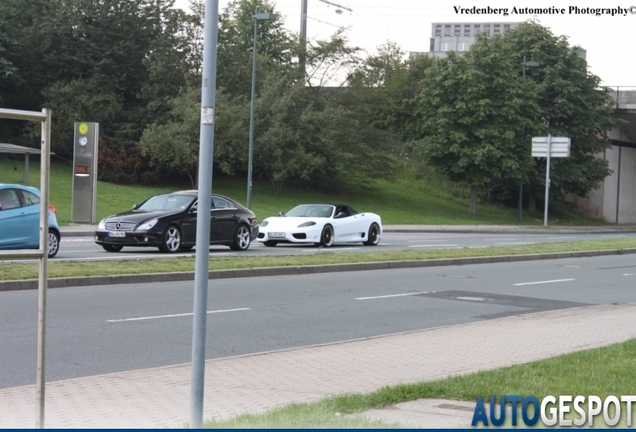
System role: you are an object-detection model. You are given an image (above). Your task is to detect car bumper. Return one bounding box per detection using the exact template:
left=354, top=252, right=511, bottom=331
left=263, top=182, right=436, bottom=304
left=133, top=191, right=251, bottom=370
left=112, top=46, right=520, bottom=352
left=257, top=227, right=323, bottom=244
left=94, top=230, right=162, bottom=247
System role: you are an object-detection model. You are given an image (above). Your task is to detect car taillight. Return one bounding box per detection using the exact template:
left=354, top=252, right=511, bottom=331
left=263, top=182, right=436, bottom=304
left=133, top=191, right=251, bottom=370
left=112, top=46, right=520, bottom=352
left=48, top=204, right=56, bottom=214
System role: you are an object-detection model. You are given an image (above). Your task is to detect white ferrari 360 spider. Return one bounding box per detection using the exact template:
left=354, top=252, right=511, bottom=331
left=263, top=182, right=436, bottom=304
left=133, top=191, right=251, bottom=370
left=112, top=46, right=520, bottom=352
left=257, top=203, right=382, bottom=247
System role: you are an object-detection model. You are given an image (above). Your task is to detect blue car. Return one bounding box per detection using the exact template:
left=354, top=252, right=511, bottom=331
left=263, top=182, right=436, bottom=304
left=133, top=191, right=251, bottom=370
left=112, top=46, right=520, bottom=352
left=0, top=183, right=61, bottom=258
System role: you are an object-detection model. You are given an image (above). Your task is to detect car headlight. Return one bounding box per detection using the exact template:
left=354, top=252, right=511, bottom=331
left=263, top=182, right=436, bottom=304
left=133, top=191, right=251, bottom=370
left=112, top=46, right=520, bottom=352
left=260, top=220, right=269, bottom=227
left=98, top=218, right=107, bottom=229
left=297, top=221, right=316, bottom=228
left=135, top=218, right=158, bottom=231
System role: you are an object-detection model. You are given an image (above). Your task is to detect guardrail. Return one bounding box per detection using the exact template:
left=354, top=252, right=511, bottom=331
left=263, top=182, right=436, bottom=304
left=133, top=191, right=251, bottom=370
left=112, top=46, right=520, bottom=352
left=609, top=86, right=636, bottom=109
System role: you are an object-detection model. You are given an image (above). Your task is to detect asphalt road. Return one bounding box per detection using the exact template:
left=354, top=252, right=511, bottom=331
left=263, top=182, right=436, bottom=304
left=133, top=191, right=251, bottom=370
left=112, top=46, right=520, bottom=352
left=50, top=230, right=636, bottom=261
left=1, top=253, right=635, bottom=389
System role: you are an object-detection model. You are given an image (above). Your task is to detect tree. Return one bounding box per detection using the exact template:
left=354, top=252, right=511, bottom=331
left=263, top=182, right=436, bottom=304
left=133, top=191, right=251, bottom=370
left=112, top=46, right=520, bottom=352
left=216, top=0, right=295, bottom=98
left=412, top=34, right=541, bottom=215
left=503, top=22, right=622, bottom=208
left=0, top=0, right=197, bottom=167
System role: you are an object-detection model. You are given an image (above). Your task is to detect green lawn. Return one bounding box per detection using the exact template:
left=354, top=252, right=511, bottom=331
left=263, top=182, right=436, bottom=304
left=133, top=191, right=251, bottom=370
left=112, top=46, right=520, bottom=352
left=1, top=157, right=606, bottom=226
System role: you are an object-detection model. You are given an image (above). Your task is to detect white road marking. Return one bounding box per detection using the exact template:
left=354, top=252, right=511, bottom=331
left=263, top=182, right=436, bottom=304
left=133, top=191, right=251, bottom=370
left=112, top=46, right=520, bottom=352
left=514, top=278, right=575, bottom=286
left=355, top=291, right=429, bottom=300
left=482, top=238, right=518, bottom=242
left=407, top=239, right=448, bottom=243
left=496, top=242, right=535, bottom=245
left=106, top=307, right=251, bottom=323
left=409, top=244, right=458, bottom=248
left=624, top=273, right=635, bottom=276
left=547, top=236, right=577, bottom=240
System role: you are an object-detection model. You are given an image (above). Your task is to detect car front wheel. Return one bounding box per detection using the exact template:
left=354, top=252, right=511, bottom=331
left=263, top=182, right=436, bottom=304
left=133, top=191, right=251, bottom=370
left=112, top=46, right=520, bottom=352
left=102, top=244, right=124, bottom=252
left=230, top=224, right=251, bottom=251
left=47, top=229, right=60, bottom=258
left=363, top=223, right=381, bottom=246
left=319, top=225, right=334, bottom=247
left=159, top=225, right=181, bottom=253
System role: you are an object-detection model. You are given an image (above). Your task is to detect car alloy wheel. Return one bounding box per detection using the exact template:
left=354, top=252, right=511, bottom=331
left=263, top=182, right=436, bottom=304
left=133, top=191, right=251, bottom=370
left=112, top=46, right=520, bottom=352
left=159, top=225, right=182, bottom=253
left=363, top=223, right=381, bottom=246
left=320, top=225, right=334, bottom=247
left=47, top=229, right=60, bottom=258
left=230, top=224, right=251, bottom=251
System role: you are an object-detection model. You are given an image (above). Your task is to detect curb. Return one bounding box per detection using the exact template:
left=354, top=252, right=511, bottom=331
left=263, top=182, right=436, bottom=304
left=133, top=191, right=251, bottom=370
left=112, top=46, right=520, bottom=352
left=2, top=247, right=636, bottom=292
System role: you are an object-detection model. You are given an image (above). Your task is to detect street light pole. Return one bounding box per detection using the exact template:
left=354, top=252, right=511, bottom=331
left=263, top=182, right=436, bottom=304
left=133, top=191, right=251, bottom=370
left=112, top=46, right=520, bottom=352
left=247, top=8, right=275, bottom=210
left=518, top=55, right=539, bottom=221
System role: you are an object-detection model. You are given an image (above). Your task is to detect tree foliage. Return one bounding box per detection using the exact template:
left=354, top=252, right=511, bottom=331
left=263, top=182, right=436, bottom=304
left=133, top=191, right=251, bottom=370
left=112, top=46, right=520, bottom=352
left=412, top=34, right=541, bottom=215
left=503, top=22, right=622, bottom=202
left=410, top=22, right=621, bottom=215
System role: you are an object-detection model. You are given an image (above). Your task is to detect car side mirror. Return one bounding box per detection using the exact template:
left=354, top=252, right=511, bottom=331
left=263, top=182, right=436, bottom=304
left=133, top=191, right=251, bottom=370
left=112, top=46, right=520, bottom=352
left=279, top=211, right=285, bottom=217
left=132, top=204, right=139, bottom=210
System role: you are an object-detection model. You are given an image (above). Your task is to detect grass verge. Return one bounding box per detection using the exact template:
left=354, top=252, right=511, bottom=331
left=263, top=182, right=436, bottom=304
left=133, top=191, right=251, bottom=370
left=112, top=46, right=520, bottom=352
left=203, top=339, right=636, bottom=428
left=1, top=238, right=635, bottom=281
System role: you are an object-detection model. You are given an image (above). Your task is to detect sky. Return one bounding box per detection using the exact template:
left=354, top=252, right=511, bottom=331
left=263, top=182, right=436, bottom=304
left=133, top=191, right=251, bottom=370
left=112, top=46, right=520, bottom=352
left=175, top=0, right=636, bottom=87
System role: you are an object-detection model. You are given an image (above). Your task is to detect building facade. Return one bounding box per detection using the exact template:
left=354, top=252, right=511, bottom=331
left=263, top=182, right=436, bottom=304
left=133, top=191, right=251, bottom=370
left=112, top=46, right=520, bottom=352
left=413, top=22, right=521, bottom=58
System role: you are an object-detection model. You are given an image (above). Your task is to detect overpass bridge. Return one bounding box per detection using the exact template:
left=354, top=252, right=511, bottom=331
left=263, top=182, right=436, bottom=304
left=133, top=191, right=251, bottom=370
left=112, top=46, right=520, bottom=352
left=569, top=87, right=636, bottom=223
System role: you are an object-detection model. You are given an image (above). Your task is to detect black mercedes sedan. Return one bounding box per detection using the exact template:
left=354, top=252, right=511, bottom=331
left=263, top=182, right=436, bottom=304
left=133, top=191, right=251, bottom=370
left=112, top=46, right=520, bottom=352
left=94, top=190, right=258, bottom=253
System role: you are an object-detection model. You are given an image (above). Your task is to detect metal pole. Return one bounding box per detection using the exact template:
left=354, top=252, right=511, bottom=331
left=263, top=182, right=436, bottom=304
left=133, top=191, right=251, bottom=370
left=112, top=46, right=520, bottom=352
left=543, top=134, right=552, bottom=226
left=190, top=0, right=218, bottom=428
left=35, top=108, right=51, bottom=428
left=518, top=56, right=527, bottom=222
left=247, top=7, right=259, bottom=210
left=616, top=145, right=622, bottom=224
left=300, top=0, right=307, bottom=77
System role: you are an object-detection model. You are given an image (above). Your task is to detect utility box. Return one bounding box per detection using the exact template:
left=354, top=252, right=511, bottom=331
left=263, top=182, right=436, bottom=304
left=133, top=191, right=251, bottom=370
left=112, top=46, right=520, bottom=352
left=72, top=122, right=98, bottom=223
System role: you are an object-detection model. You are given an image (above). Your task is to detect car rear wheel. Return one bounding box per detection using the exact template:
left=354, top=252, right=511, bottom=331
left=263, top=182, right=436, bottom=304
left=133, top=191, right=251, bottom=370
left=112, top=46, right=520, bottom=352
left=230, top=224, right=251, bottom=251
left=159, top=225, right=181, bottom=253
left=263, top=240, right=278, bottom=247
left=363, top=223, right=381, bottom=246
left=47, top=229, right=60, bottom=258
left=319, top=225, right=334, bottom=247
left=102, top=244, right=123, bottom=253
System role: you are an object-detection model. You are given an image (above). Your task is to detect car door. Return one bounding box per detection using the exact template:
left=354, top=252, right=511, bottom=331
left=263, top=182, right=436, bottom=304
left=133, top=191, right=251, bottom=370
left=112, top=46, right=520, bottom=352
left=210, top=197, right=239, bottom=244
left=332, top=205, right=363, bottom=242
left=0, top=188, right=38, bottom=248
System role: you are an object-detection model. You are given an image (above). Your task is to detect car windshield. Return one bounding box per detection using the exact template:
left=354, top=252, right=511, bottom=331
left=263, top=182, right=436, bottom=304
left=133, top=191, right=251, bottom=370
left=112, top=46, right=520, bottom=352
left=285, top=204, right=334, bottom=218
left=137, top=194, right=195, bottom=211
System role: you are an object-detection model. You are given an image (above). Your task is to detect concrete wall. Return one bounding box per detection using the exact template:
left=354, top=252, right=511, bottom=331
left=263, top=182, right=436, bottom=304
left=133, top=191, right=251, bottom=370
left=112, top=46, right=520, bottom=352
left=614, top=146, right=636, bottom=223
left=569, top=145, right=636, bottom=223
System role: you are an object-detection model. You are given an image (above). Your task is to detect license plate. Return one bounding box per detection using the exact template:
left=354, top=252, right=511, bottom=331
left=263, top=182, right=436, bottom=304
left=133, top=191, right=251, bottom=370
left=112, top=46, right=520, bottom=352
left=108, top=231, right=126, bottom=237
left=268, top=232, right=285, bottom=238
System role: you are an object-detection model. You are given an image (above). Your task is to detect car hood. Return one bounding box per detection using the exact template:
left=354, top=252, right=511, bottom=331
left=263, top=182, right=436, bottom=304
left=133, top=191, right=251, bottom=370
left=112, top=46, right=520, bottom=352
left=262, top=217, right=324, bottom=229
left=103, top=209, right=183, bottom=223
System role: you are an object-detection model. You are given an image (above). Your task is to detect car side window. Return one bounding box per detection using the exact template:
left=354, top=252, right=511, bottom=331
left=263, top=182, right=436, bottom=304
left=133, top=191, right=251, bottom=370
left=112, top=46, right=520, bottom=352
left=212, top=197, right=231, bottom=209
left=20, top=190, right=40, bottom=207
left=0, top=189, right=20, bottom=210
left=335, top=206, right=349, bottom=219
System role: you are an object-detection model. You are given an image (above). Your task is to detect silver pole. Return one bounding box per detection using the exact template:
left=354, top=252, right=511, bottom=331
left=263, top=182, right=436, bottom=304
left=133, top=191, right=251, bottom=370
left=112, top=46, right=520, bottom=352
left=246, top=7, right=259, bottom=210
left=543, top=134, right=552, bottom=226
left=300, top=0, right=307, bottom=77
left=35, top=108, right=51, bottom=428
left=190, top=0, right=219, bottom=428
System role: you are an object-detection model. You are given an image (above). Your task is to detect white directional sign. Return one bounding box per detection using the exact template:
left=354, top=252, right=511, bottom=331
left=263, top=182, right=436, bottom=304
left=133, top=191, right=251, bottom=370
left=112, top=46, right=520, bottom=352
left=531, top=136, right=571, bottom=158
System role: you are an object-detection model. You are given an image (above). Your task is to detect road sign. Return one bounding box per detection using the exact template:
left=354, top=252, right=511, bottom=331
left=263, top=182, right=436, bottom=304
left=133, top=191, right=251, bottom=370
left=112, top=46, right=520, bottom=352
left=531, top=136, right=571, bottom=158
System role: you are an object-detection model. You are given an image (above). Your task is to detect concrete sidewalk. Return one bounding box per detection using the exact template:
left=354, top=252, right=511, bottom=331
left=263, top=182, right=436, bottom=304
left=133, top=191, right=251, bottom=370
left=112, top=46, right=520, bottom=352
left=2, top=302, right=635, bottom=428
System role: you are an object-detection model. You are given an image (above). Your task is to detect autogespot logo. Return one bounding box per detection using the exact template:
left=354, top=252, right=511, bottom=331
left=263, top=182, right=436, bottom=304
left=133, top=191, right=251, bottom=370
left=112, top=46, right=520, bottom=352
left=471, top=395, right=636, bottom=427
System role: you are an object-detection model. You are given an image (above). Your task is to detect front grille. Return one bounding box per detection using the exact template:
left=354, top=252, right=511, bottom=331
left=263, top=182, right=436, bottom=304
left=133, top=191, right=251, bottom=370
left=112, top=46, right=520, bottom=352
left=105, top=221, right=137, bottom=232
